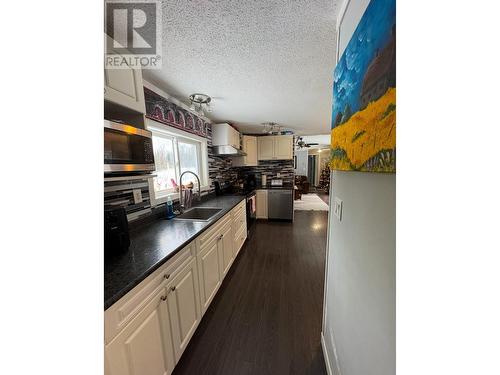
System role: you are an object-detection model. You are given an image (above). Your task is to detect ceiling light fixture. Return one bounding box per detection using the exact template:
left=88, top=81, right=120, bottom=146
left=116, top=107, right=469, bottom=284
left=296, top=137, right=319, bottom=149
left=188, top=93, right=212, bottom=115
left=261, top=122, right=283, bottom=135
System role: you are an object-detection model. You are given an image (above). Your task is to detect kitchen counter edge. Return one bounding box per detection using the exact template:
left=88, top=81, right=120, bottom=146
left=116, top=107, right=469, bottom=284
left=104, top=195, right=245, bottom=310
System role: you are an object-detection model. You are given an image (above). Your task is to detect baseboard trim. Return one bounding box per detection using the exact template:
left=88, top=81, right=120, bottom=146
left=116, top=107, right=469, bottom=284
left=321, top=331, right=341, bottom=375
left=321, top=332, right=334, bottom=375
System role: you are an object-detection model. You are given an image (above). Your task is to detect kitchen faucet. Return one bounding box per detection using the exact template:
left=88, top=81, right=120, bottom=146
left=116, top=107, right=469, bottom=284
left=179, top=171, right=201, bottom=212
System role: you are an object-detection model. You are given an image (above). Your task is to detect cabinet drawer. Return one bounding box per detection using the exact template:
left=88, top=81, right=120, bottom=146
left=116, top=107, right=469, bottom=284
left=233, top=209, right=246, bottom=235
left=105, top=242, right=195, bottom=344
left=231, top=200, right=246, bottom=231
left=231, top=200, right=246, bottom=217
left=234, top=224, right=247, bottom=255
left=232, top=207, right=245, bottom=222
left=197, top=212, right=231, bottom=250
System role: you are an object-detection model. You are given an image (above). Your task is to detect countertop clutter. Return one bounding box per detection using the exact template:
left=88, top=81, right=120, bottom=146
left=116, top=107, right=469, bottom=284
left=104, top=195, right=245, bottom=310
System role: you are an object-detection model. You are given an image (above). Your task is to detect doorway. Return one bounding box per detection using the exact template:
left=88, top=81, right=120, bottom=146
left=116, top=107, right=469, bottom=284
left=308, top=154, right=317, bottom=187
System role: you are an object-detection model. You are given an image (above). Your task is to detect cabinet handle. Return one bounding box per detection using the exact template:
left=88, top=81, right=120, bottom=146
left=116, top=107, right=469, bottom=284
left=217, top=234, right=223, bottom=241
left=164, top=273, right=170, bottom=279
left=160, top=295, right=167, bottom=301
left=170, top=286, right=176, bottom=292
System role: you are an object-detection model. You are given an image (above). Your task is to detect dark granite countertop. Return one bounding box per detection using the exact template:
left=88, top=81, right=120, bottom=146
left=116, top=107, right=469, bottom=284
left=104, top=195, right=245, bottom=310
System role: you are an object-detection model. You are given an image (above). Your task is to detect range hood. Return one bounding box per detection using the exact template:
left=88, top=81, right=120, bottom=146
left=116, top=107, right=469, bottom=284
left=212, top=145, right=247, bottom=156
left=211, top=123, right=246, bottom=156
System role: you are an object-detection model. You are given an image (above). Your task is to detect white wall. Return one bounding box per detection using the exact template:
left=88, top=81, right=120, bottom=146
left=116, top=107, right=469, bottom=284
left=322, top=1, right=396, bottom=375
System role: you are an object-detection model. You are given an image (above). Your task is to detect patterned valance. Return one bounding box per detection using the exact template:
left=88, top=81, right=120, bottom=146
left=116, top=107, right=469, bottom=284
left=144, top=87, right=210, bottom=139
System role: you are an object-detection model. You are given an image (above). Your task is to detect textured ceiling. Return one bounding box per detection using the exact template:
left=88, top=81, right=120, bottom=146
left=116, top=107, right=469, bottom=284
left=143, top=0, right=341, bottom=135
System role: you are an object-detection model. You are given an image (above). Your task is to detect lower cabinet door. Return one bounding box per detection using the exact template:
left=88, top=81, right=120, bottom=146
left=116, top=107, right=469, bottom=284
left=105, top=288, right=175, bottom=375
left=234, top=225, right=247, bottom=257
left=198, top=239, right=221, bottom=314
left=256, top=190, right=268, bottom=219
left=166, top=258, right=201, bottom=362
left=219, top=223, right=234, bottom=278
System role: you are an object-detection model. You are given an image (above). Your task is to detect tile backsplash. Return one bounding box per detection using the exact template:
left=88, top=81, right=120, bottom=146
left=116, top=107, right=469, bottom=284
left=104, top=176, right=154, bottom=222
left=233, top=159, right=295, bottom=185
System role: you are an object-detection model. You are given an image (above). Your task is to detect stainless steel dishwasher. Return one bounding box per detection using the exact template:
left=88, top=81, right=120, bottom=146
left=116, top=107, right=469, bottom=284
left=267, top=189, right=294, bottom=221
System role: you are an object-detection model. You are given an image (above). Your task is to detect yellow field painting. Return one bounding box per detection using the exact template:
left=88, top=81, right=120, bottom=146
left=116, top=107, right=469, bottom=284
left=330, top=87, right=396, bottom=172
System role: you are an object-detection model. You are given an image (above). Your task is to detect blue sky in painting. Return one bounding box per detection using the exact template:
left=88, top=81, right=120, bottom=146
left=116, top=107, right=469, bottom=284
left=331, top=0, right=396, bottom=128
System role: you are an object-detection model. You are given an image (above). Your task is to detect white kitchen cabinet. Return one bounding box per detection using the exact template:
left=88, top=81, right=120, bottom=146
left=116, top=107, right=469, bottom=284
left=257, top=136, right=275, bottom=160
left=231, top=127, right=241, bottom=149
left=231, top=204, right=247, bottom=257
left=218, top=221, right=235, bottom=278
left=104, top=35, right=146, bottom=113
left=244, top=136, right=258, bottom=165
left=104, top=245, right=194, bottom=344
left=256, top=190, right=268, bottom=219
left=196, top=213, right=231, bottom=315
left=197, top=216, right=235, bottom=314
left=105, top=199, right=248, bottom=375
left=197, top=238, right=221, bottom=314
left=274, top=136, right=294, bottom=159
left=257, top=135, right=294, bottom=160
left=166, top=258, right=201, bottom=362
left=232, top=135, right=258, bottom=166
left=234, top=225, right=247, bottom=256
left=105, top=287, right=175, bottom=375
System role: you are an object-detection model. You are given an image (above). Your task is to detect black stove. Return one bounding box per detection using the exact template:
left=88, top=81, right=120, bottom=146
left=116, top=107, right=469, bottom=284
left=214, top=177, right=257, bottom=237
left=224, top=186, right=256, bottom=197
left=214, top=174, right=256, bottom=197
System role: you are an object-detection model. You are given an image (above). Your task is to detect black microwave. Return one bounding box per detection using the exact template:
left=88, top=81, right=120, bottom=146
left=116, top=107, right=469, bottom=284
left=104, top=121, right=155, bottom=174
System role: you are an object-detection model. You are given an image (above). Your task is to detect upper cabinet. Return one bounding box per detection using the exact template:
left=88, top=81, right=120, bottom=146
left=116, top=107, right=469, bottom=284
left=274, top=136, right=294, bottom=159
left=232, top=135, right=258, bottom=167
left=104, top=35, right=146, bottom=114
left=257, top=137, right=274, bottom=160
left=257, top=135, right=294, bottom=160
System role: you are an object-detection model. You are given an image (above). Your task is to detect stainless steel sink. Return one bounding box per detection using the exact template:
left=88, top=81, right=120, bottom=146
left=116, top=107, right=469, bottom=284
left=174, top=207, right=222, bottom=221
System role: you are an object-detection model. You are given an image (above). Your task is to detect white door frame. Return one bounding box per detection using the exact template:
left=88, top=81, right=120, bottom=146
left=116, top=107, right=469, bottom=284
left=321, top=2, right=351, bottom=374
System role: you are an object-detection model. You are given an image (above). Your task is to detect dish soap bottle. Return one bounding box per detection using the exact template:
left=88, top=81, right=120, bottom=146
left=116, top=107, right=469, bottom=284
left=166, top=196, right=175, bottom=219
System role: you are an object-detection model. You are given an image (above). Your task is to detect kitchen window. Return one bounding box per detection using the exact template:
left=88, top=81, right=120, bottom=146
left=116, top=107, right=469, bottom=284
left=178, top=140, right=201, bottom=184
left=147, top=120, right=209, bottom=206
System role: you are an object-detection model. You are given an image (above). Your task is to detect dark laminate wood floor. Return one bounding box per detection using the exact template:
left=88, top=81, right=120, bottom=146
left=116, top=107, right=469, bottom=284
left=172, top=211, right=328, bottom=375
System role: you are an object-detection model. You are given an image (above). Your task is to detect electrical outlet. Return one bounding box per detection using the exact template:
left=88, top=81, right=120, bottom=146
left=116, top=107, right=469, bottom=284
left=133, top=189, right=143, bottom=204
left=333, top=197, right=342, bottom=221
